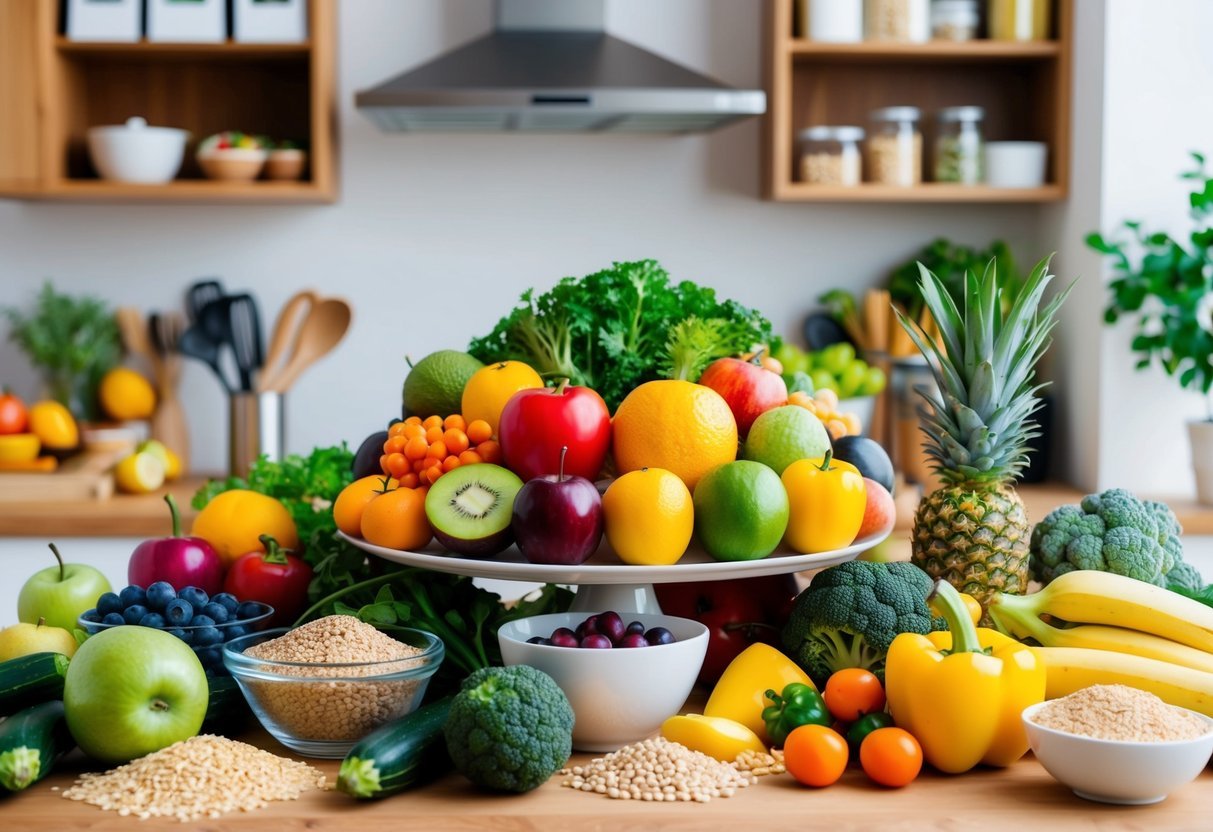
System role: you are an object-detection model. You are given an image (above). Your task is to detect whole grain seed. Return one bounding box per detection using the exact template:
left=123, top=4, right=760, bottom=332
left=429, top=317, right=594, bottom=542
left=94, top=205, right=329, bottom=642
left=1033, top=684, right=1212, bottom=742
left=734, top=748, right=786, bottom=776
left=559, top=737, right=754, bottom=803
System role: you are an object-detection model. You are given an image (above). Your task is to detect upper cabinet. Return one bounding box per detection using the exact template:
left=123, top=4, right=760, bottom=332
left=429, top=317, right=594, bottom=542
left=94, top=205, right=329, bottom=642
left=0, top=0, right=336, bottom=203
left=765, top=0, right=1072, bottom=202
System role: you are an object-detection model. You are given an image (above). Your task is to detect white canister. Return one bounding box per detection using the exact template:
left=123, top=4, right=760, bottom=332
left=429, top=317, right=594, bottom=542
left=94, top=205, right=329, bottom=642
left=803, top=0, right=864, bottom=43
left=985, top=141, right=1048, bottom=187
left=865, top=0, right=930, bottom=43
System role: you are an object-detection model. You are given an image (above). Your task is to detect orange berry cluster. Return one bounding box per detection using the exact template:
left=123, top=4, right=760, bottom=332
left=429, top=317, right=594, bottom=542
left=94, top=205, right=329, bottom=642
left=380, top=414, right=500, bottom=488
left=787, top=389, right=863, bottom=440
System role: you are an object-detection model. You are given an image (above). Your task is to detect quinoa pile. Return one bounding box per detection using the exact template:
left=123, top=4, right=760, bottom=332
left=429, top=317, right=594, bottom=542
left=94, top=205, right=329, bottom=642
left=1033, top=684, right=1211, bottom=742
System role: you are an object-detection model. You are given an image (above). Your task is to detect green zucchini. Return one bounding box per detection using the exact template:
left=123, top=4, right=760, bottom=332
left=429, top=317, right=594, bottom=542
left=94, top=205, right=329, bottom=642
left=337, top=696, right=454, bottom=799
left=202, top=675, right=250, bottom=732
left=0, top=652, right=70, bottom=718
left=0, top=700, right=74, bottom=792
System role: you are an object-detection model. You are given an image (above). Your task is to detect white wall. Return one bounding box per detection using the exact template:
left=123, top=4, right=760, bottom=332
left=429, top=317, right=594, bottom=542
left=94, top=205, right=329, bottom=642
left=0, top=0, right=1045, bottom=474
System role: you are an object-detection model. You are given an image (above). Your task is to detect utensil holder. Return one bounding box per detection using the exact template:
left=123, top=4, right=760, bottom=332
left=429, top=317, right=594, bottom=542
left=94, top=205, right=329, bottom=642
left=229, top=392, right=284, bottom=478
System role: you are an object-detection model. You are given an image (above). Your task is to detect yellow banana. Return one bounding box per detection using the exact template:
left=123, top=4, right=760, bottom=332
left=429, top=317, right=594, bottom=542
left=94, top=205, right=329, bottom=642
left=1033, top=647, right=1213, bottom=718
left=989, top=570, right=1213, bottom=653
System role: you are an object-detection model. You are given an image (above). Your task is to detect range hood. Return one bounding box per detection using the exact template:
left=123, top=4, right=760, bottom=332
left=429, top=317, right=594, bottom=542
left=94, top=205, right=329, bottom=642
left=355, top=0, right=766, bottom=133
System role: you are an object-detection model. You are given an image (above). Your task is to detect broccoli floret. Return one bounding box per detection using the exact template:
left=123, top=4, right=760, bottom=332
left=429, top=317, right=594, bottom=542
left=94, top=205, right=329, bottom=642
left=443, top=665, right=573, bottom=793
left=781, top=560, right=942, bottom=685
left=1031, top=489, right=1193, bottom=588
left=1167, top=561, right=1205, bottom=593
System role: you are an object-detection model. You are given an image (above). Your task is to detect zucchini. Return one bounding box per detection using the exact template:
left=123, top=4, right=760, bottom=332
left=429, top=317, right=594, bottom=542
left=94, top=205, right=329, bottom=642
left=337, top=696, right=454, bottom=799
left=202, top=675, right=250, bottom=733
left=0, top=700, right=74, bottom=792
left=0, top=652, right=70, bottom=718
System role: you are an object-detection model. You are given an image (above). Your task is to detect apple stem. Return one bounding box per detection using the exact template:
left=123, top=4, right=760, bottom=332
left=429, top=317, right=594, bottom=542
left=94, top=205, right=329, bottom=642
left=150, top=699, right=170, bottom=712
left=164, top=493, right=181, bottom=538
left=749, top=347, right=766, bottom=367
left=36, top=617, right=45, bottom=628
left=48, top=542, right=64, bottom=582
left=558, top=445, right=569, bottom=483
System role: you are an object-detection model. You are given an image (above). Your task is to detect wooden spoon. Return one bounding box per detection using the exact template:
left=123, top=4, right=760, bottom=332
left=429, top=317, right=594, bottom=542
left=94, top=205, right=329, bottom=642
left=115, top=306, right=162, bottom=380
left=258, top=290, right=315, bottom=393
left=265, top=298, right=352, bottom=394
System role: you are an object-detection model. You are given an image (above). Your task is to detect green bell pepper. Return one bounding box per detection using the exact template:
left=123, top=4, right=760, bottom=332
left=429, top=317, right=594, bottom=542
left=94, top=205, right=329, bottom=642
left=761, top=682, right=831, bottom=747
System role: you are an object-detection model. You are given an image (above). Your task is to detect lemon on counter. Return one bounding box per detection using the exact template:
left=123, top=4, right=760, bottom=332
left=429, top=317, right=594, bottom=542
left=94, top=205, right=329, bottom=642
left=113, top=451, right=166, bottom=494
left=99, top=368, right=156, bottom=422
left=136, top=439, right=181, bottom=481
left=27, top=400, right=78, bottom=450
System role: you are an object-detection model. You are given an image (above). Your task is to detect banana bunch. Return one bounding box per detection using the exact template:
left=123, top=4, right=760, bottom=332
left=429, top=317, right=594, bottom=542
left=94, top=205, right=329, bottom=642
left=988, top=570, right=1213, bottom=716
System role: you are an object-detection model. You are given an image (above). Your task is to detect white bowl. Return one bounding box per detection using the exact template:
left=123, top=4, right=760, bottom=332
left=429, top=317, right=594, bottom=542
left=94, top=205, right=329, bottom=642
left=1022, top=701, right=1213, bottom=804
left=498, top=612, right=707, bottom=752
left=87, top=117, right=187, bottom=184
left=985, top=141, right=1048, bottom=188
left=837, top=395, right=876, bottom=435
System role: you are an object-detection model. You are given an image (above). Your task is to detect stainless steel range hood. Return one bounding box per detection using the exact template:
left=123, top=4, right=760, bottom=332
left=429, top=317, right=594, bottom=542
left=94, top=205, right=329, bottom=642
left=355, top=0, right=766, bottom=133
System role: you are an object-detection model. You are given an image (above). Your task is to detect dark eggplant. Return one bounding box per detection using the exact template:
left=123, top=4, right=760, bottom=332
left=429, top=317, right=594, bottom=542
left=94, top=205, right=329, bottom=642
left=352, top=430, right=389, bottom=479
left=831, top=435, right=895, bottom=494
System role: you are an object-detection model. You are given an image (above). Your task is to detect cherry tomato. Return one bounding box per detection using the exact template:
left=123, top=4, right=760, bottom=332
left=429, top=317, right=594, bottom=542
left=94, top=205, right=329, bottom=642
left=0, top=389, right=29, bottom=435
left=823, top=668, right=886, bottom=722
left=859, top=728, right=922, bottom=788
left=783, top=724, right=848, bottom=788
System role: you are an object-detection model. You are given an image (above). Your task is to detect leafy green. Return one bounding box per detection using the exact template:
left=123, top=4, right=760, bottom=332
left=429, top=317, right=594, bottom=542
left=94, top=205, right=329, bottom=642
left=887, top=239, right=1022, bottom=319
left=467, top=260, right=775, bottom=410
left=1170, top=583, right=1213, bottom=609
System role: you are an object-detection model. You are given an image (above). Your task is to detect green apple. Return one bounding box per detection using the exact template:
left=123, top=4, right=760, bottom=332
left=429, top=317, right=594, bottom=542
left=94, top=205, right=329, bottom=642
left=809, top=369, right=839, bottom=395
left=18, top=543, right=112, bottom=632
left=816, top=343, right=856, bottom=377
left=858, top=366, right=887, bottom=396
left=64, top=626, right=207, bottom=763
left=837, top=362, right=868, bottom=399
left=0, top=619, right=78, bottom=661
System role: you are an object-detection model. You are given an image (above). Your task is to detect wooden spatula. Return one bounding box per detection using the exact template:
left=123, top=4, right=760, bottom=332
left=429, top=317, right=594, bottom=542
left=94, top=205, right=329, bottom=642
left=264, top=298, right=352, bottom=394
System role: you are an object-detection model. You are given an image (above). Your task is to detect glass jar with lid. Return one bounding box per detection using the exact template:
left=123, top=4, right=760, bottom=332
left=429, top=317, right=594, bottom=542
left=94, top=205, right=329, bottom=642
left=799, top=126, right=865, bottom=186
left=934, top=106, right=984, bottom=184
left=868, top=107, right=922, bottom=186
left=931, top=0, right=979, bottom=40
left=865, top=0, right=930, bottom=42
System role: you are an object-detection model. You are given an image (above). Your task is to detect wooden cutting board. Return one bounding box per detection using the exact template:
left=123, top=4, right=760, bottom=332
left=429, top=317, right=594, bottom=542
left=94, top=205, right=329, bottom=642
left=0, top=447, right=126, bottom=502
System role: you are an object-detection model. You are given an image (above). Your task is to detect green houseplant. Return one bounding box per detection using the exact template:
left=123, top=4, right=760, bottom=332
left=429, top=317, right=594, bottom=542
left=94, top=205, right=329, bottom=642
left=1088, top=151, right=1213, bottom=502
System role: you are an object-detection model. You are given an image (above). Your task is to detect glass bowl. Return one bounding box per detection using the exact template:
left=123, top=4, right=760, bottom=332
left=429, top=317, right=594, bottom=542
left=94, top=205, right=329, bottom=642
left=223, top=626, right=444, bottom=758
left=79, top=602, right=274, bottom=676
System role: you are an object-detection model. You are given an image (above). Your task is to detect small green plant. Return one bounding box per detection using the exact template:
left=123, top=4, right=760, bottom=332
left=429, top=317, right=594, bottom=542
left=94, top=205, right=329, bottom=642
left=887, top=238, right=1022, bottom=318
left=1088, top=152, right=1213, bottom=419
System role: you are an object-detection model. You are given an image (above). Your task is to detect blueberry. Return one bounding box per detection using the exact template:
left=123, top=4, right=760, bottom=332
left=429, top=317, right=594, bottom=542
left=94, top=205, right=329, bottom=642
left=101, top=612, right=126, bottom=626
left=79, top=608, right=101, bottom=624
left=526, top=636, right=552, bottom=645
left=123, top=604, right=149, bottom=625
left=138, top=612, right=166, bottom=629
left=625, top=621, right=645, bottom=636
left=644, top=626, right=676, bottom=646
left=193, top=627, right=223, bottom=646
left=212, top=593, right=240, bottom=615
left=223, top=624, right=248, bottom=641
left=119, top=585, right=147, bottom=608
left=165, top=599, right=194, bottom=626
left=145, top=582, right=176, bottom=611
left=236, top=601, right=264, bottom=622
left=196, top=645, right=223, bottom=665
left=179, top=587, right=209, bottom=610
left=200, top=602, right=229, bottom=624
left=189, top=614, right=215, bottom=628
left=97, top=592, right=123, bottom=617
left=165, top=627, right=187, bottom=642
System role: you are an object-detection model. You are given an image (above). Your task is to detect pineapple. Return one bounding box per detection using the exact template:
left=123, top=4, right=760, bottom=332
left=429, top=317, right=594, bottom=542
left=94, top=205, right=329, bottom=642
left=896, top=257, right=1071, bottom=614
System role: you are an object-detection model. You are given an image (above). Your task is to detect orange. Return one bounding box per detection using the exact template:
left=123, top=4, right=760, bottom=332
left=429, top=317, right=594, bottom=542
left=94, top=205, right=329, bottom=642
left=602, top=468, right=694, bottom=565
left=611, top=380, right=738, bottom=490
left=333, top=475, right=397, bottom=537
left=192, top=489, right=299, bottom=566
left=460, top=361, right=544, bottom=436
left=360, top=487, right=432, bottom=550
left=98, top=367, right=156, bottom=421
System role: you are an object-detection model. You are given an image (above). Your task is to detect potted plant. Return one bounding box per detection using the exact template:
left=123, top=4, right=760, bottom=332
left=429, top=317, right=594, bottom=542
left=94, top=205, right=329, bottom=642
left=1088, top=151, right=1213, bottom=503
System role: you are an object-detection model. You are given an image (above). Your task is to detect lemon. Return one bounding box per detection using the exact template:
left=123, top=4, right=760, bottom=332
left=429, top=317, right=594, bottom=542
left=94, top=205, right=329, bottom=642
left=113, top=451, right=166, bottom=494
left=603, top=468, right=694, bottom=565
left=137, top=440, right=181, bottom=480
left=99, top=368, right=156, bottom=421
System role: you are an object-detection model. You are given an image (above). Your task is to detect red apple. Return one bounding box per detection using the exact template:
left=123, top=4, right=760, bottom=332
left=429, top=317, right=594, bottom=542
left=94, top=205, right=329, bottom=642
left=511, top=447, right=604, bottom=565
left=128, top=495, right=225, bottom=595
left=498, top=380, right=610, bottom=482
left=698, top=355, right=788, bottom=437
left=856, top=477, right=896, bottom=540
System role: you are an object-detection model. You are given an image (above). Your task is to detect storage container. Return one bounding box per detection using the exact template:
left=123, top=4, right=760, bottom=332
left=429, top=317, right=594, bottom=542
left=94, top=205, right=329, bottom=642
left=801, top=0, right=864, bottom=43
left=930, top=0, right=979, bottom=40
left=990, top=0, right=1052, bottom=40
left=934, top=106, right=984, bottom=184
left=868, top=107, right=922, bottom=186
left=799, top=126, right=865, bottom=186
left=864, top=0, right=929, bottom=42
left=985, top=141, right=1048, bottom=187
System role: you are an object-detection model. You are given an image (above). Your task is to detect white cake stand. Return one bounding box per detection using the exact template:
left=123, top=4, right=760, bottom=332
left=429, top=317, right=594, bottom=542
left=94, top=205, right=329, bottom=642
left=339, top=527, right=893, bottom=614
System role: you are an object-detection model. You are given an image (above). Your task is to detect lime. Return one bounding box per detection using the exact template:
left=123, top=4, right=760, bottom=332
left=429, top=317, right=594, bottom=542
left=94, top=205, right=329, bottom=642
left=113, top=452, right=166, bottom=494
left=402, top=350, right=484, bottom=417
left=743, top=405, right=831, bottom=476
left=692, top=461, right=789, bottom=561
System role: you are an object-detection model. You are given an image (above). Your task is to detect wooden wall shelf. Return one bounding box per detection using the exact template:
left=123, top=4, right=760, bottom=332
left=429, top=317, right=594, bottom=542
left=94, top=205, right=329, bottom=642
left=0, top=0, right=337, bottom=204
left=765, top=0, right=1072, bottom=203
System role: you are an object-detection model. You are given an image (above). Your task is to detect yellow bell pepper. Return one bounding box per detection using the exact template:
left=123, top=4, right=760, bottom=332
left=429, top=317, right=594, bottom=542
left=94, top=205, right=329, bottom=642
left=781, top=451, right=867, bottom=553
left=885, top=580, right=1044, bottom=773
left=703, top=643, right=814, bottom=743
left=660, top=714, right=766, bottom=762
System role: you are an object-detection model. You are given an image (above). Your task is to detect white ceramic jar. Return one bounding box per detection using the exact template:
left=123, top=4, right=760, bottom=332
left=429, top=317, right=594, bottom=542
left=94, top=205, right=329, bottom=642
left=86, top=117, right=187, bottom=184
left=865, top=0, right=929, bottom=42
left=804, top=0, right=864, bottom=43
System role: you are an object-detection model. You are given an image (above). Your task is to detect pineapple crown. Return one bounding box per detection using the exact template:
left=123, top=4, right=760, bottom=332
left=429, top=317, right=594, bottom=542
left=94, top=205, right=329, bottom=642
left=895, top=256, right=1072, bottom=487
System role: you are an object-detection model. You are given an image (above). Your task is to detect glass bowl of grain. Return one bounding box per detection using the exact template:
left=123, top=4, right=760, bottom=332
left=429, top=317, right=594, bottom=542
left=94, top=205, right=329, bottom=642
left=1022, top=684, right=1213, bottom=805
left=223, top=615, right=444, bottom=758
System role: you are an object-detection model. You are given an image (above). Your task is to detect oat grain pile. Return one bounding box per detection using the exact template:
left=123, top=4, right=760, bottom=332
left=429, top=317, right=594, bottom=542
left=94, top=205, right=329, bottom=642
left=61, top=735, right=325, bottom=822
left=1034, top=684, right=1211, bottom=742
left=560, top=737, right=754, bottom=803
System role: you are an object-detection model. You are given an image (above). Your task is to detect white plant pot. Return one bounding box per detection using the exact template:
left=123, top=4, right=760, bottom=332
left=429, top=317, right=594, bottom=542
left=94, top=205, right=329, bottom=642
left=1189, top=420, right=1213, bottom=505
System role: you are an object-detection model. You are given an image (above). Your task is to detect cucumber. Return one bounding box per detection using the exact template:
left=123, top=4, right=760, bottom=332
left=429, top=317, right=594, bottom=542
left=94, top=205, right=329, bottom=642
left=337, top=696, right=453, bottom=799
left=0, top=700, right=74, bottom=792
left=0, top=652, right=70, bottom=718
left=202, top=675, right=250, bottom=732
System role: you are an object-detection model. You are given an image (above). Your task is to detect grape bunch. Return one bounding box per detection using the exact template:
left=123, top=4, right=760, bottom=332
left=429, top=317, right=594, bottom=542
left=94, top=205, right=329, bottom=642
left=80, top=582, right=271, bottom=676
left=526, top=611, right=677, bottom=649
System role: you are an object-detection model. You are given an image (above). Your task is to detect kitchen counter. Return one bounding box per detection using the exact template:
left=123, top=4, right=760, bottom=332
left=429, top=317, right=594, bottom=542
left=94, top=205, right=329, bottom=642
left=0, top=477, right=205, bottom=538
left=5, top=724, right=1210, bottom=830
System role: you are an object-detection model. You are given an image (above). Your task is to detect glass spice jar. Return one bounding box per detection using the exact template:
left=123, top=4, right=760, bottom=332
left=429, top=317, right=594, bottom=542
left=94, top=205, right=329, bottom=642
left=934, top=106, right=985, bottom=184
left=799, top=126, right=865, bottom=186
left=868, top=107, right=922, bottom=186
left=930, top=0, right=979, bottom=41
left=865, top=0, right=930, bottom=42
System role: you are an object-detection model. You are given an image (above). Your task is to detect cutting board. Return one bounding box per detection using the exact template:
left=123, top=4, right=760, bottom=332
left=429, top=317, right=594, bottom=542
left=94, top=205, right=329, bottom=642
left=0, top=447, right=126, bottom=502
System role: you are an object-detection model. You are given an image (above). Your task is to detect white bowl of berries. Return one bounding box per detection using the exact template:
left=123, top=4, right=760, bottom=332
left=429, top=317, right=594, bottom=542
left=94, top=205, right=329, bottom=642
left=196, top=131, right=268, bottom=181
left=498, top=611, right=708, bottom=752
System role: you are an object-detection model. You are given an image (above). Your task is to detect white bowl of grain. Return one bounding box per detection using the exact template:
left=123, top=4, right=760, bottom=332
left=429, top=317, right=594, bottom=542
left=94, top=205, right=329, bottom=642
left=224, top=616, right=444, bottom=758
left=1023, top=684, right=1213, bottom=805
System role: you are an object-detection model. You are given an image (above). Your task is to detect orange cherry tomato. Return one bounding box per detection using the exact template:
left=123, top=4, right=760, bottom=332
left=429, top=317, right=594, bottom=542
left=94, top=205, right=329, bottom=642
left=422, top=415, right=444, bottom=431
left=783, top=725, right=848, bottom=788
left=823, top=668, right=886, bottom=723
left=387, top=422, right=407, bottom=438
left=385, top=435, right=407, bottom=455
left=379, top=454, right=390, bottom=475
left=404, top=416, right=422, bottom=426
left=424, top=425, right=444, bottom=444
left=466, top=419, right=492, bottom=445
left=443, top=414, right=467, bottom=432
left=402, top=423, right=426, bottom=441
left=385, top=453, right=408, bottom=478
left=397, top=472, right=420, bottom=489
left=404, top=437, right=429, bottom=461
left=443, top=428, right=470, bottom=455
left=442, top=455, right=461, bottom=472
left=458, top=450, right=483, bottom=466
left=476, top=439, right=501, bottom=464
left=859, top=728, right=922, bottom=788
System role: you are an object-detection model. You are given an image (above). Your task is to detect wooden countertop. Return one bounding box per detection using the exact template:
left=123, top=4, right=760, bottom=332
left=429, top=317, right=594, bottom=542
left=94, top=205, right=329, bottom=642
left=5, top=725, right=1210, bottom=830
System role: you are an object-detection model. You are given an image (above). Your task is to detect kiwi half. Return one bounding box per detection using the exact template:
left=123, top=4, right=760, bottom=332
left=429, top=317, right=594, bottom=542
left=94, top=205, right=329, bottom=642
left=424, top=463, right=524, bottom=556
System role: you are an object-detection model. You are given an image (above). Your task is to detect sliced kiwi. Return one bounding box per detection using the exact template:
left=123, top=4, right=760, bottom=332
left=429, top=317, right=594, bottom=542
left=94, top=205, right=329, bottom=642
left=424, top=463, right=524, bottom=556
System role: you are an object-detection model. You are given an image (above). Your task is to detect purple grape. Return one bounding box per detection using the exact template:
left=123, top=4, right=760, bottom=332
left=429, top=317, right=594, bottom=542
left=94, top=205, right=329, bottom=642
left=619, top=633, right=649, bottom=648
left=549, top=628, right=579, bottom=648
left=526, top=636, right=552, bottom=645
left=579, top=615, right=600, bottom=636
left=580, top=634, right=612, bottom=649
left=625, top=621, right=645, bottom=636
left=645, top=627, right=676, bottom=646
left=596, top=611, right=626, bottom=645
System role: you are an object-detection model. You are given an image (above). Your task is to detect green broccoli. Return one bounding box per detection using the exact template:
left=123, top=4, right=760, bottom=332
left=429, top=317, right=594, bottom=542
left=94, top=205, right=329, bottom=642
left=1030, top=488, right=1199, bottom=589
left=1167, top=562, right=1205, bottom=593
left=443, top=665, right=573, bottom=793
left=781, top=560, right=943, bottom=685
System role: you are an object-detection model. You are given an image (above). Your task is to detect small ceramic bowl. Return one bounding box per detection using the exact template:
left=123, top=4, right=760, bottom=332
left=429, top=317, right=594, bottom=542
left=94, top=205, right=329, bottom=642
left=498, top=612, right=707, bottom=752
left=264, top=148, right=307, bottom=181
left=0, top=433, right=41, bottom=463
left=1022, top=701, right=1213, bottom=804
left=87, top=117, right=187, bottom=184
left=197, top=148, right=268, bottom=182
